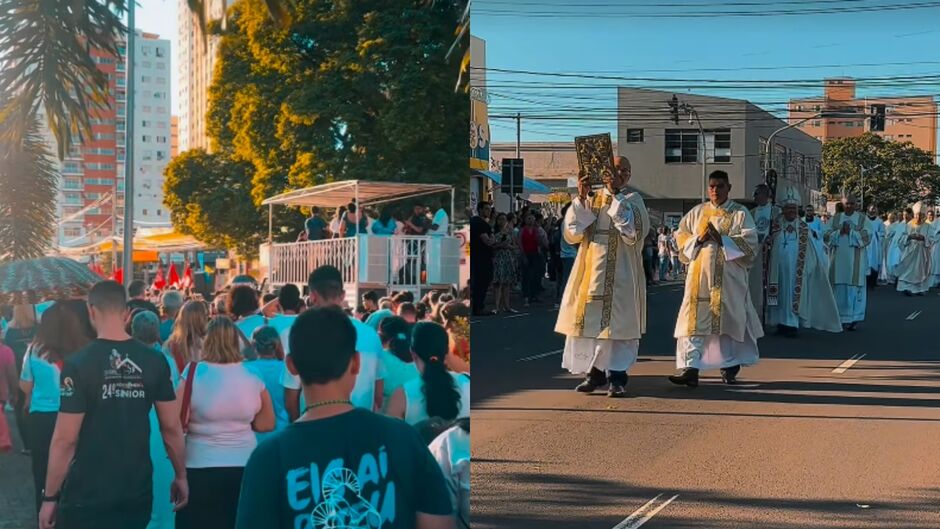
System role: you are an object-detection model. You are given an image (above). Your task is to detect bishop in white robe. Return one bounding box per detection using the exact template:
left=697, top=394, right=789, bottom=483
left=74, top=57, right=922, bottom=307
left=556, top=157, right=650, bottom=398
left=765, top=197, right=842, bottom=336
left=865, top=205, right=885, bottom=289
left=669, top=170, right=763, bottom=387
left=823, top=193, right=872, bottom=330
left=896, top=202, right=932, bottom=296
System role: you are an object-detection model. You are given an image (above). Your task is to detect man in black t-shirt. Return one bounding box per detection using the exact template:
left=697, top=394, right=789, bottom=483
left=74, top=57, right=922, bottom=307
left=470, top=201, right=495, bottom=316
left=236, top=306, right=454, bottom=529
left=127, top=279, right=159, bottom=315
left=39, top=281, right=187, bottom=529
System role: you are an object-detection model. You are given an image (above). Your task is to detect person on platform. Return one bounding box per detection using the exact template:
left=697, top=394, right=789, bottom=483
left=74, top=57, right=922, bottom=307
left=555, top=156, right=649, bottom=398
left=669, top=170, right=762, bottom=387
left=865, top=205, right=885, bottom=290
left=823, top=192, right=873, bottom=330
left=764, top=189, right=842, bottom=337
left=749, top=183, right=781, bottom=318
left=896, top=202, right=932, bottom=296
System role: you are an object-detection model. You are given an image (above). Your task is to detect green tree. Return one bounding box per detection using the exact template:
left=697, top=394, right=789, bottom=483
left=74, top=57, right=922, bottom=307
left=208, top=0, right=468, bottom=211
left=163, top=150, right=300, bottom=259
left=822, top=133, right=940, bottom=214
left=0, top=0, right=128, bottom=261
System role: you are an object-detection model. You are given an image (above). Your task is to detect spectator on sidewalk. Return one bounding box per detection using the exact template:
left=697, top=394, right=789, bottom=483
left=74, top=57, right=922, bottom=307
left=5, top=304, right=36, bottom=453
left=159, top=290, right=184, bottom=343
left=643, top=229, right=658, bottom=286
left=165, top=300, right=209, bottom=375
left=657, top=226, right=671, bottom=281
left=470, top=202, right=496, bottom=316
left=39, top=282, right=187, bottom=529
left=519, top=212, right=549, bottom=307
left=491, top=213, right=519, bottom=314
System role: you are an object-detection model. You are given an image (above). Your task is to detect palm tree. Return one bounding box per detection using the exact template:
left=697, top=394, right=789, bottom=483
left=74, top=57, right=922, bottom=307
left=0, top=0, right=128, bottom=261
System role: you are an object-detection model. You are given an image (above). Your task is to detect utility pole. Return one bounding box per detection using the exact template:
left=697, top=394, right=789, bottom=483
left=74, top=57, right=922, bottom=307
left=678, top=101, right=707, bottom=203
left=122, top=14, right=135, bottom=287
left=513, top=112, right=521, bottom=213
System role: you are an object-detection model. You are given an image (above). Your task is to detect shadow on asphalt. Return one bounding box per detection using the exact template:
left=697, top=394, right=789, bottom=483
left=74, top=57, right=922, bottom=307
left=472, top=470, right=940, bottom=529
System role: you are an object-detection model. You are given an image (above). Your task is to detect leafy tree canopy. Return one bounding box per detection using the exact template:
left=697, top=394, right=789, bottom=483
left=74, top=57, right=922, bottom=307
left=822, top=133, right=940, bottom=214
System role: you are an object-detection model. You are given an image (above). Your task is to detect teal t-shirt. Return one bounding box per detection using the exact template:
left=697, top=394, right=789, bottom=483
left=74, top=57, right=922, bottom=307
left=20, top=350, right=61, bottom=413
left=235, top=409, right=452, bottom=529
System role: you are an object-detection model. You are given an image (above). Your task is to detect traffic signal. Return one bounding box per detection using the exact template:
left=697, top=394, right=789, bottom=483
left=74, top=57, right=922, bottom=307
left=669, top=95, right=679, bottom=125
left=870, top=104, right=886, bottom=132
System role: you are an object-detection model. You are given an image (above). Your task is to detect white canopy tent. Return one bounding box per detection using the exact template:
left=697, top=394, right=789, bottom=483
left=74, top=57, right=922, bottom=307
left=261, top=180, right=455, bottom=241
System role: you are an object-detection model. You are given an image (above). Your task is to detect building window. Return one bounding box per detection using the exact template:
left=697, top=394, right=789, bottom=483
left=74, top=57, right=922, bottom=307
left=665, top=129, right=700, bottom=163
left=156, top=151, right=166, bottom=160
left=157, top=209, right=162, bottom=216
left=156, top=47, right=165, bottom=58
left=142, top=61, right=151, bottom=68
left=143, top=209, right=148, bottom=216
left=143, top=106, right=152, bottom=113
left=142, top=46, right=151, bottom=56
left=142, top=135, right=151, bottom=143
left=626, top=128, right=644, bottom=143
left=156, top=62, right=165, bottom=70
left=812, top=120, right=821, bottom=127
left=712, top=129, right=731, bottom=163
left=141, top=75, right=151, bottom=83
left=156, top=136, right=167, bottom=143
left=813, top=105, right=821, bottom=112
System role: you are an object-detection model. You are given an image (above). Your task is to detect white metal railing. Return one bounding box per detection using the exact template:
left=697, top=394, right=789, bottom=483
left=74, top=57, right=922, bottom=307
left=268, top=238, right=357, bottom=287
left=389, top=236, right=429, bottom=289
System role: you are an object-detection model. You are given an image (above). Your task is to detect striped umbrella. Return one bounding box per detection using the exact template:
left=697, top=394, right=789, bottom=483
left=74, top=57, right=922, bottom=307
left=0, top=256, right=103, bottom=305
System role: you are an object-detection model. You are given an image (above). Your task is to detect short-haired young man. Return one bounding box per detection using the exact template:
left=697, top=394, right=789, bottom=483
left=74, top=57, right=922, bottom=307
left=280, top=266, right=386, bottom=419
left=127, top=279, right=159, bottom=316
left=39, top=281, right=187, bottom=529
left=237, top=306, right=455, bottom=529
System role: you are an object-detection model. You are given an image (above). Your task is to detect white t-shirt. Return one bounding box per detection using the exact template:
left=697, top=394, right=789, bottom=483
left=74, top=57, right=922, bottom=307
left=429, top=209, right=449, bottom=236
left=280, top=316, right=386, bottom=411
left=429, top=424, right=470, bottom=529
left=182, top=362, right=264, bottom=468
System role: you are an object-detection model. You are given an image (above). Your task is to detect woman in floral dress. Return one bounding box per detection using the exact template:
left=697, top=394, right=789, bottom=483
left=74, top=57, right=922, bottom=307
left=492, top=213, right=519, bottom=313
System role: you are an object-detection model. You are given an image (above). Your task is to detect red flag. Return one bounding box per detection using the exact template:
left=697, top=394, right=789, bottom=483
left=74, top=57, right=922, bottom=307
left=167, top=263, right=180, bottom=288
left=113, top=268, right=123, bottom=285
left=181, top=263, right=194, bottom=290
left=152, top=262, right=166, bottom=290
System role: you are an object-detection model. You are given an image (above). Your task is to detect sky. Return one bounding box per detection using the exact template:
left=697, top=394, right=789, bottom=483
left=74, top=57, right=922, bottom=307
left=473, top=0, right=940, bottom=154
left=136, top=0, right=180, bottom=115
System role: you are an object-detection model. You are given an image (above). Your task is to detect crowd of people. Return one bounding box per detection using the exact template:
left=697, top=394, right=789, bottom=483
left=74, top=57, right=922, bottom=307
left=0, top=267, right=469, bottom=529
left=469, top=200, right=690, bottom=317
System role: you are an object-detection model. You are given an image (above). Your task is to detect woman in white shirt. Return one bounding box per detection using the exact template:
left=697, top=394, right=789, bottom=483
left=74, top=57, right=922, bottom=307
left=386, top=322, right=470, bottom=426
left=176, top=316, right=274, bottom=529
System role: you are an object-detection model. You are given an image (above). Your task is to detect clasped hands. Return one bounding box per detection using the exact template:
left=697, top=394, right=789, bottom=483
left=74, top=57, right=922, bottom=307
left=697, top=223, right=723, bottom=246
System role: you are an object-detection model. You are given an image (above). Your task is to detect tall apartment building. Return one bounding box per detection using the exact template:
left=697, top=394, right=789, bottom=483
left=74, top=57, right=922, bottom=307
left=55, top=30, right=172, bottom=248
left=170, top=115, right=179, bottom=157
left=178, top=0, right=226, bottom=152
left=789, top=78, right=938, bottom=158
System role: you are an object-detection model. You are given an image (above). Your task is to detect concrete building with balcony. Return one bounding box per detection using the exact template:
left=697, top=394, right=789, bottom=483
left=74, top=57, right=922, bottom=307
left=789, top=78, right=937, bottom=158
left=178, top=0, right=225, bottom=152
left=616, top=87, right=824, bottom=223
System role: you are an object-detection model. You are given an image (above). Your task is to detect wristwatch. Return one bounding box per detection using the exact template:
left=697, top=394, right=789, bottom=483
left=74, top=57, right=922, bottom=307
left=40, top=489, right=60, bottom=503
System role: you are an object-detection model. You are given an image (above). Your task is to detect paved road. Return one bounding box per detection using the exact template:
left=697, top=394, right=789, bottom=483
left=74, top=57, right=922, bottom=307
left=0, top=409, right=34, bottom=529
left=472, top=282, right=940, bottom=528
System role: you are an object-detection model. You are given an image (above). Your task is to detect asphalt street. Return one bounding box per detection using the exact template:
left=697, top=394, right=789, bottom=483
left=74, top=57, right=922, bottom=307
left=471, top=281, right=940, bottom=529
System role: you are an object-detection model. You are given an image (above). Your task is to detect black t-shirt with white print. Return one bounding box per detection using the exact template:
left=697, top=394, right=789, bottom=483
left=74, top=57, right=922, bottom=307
left=58, top=338, right=176, bottom=508
left=236, top=408, right=453, bottom=529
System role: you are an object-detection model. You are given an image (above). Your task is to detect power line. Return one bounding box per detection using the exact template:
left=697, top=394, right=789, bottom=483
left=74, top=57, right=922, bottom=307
left=476, top=1, right=940, bottom=18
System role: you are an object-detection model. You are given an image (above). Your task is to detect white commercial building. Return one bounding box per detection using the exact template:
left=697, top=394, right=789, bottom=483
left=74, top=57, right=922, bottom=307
left=177, top=0, right=226, bottom=152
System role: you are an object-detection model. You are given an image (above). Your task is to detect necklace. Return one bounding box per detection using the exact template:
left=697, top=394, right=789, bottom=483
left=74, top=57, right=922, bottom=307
left=302, top=399, right=352, bottom=415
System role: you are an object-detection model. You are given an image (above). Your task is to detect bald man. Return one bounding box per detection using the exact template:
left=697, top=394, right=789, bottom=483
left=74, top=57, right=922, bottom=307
left=556, top=156, right=650, bottom=398
left=823, top=192, right=873, bottom=330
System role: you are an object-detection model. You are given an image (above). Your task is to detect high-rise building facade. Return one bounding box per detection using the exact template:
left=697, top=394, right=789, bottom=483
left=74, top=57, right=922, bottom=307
left=170, top=115, right=179, bottom=157
left=55, top=30, right=172, bottom=248
left=789, top=78, right=937, bottom=158
left=178, top=0, right=226, bottom=152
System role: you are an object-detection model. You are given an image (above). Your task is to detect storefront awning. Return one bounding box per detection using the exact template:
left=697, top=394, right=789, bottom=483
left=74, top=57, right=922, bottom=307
left=473, top=169, right=552, bottom=194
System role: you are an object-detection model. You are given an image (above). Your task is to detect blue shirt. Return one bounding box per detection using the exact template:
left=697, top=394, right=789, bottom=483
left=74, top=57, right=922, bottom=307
left=20, top=350, right=62, bottom=413
left=371, top=218, right=398, bottom=236
left=304, top=217, right=327, bottom=240
left=365, top=308, right=394, bottom=330
left=244, top=358, right=289, bottom=443
left=148, top=347, right=179, bottom=529
left=159, top=320, right=174, bottom=343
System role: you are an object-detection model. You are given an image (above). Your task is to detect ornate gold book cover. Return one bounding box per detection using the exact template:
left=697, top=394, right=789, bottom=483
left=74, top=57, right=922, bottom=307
left=575, top=133, right=615, bottom=187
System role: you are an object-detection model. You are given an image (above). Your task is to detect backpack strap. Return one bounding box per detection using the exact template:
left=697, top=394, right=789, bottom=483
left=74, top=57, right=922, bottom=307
left=179, top=361, right=198, bottom=433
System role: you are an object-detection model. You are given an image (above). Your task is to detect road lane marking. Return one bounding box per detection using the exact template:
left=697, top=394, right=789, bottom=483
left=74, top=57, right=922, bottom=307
left=503, top=313, right=530, bottom=320
left=612, top=494, right=679, bottom=529
left=832, top=353, right=866, bottom=374
left=516, top=349, right=563, bottom=362
left=906, top=310, right=922, bottom=320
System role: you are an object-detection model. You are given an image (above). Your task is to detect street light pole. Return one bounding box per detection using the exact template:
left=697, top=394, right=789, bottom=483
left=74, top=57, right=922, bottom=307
left=122, top=9, right=136, bottom=287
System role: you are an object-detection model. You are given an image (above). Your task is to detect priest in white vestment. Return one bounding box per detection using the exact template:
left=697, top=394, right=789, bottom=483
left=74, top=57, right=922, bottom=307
left=865, top=205, right=885, bottom=290
left=823, top=192, right=872, bottom=330
left=803, top=204, right=828, bottom=271
left=885, top=210, right=910, bottom=283
left=927, top=210, right=940, bottom=287
left=669, top=170, right=763, bottom=387
left=556, top=156, right=650, bottom=398
left=879, top=212, right=897, bottom=283
left=896, top=202, right=932, bottom=296
left=765, top=190, right=842, bottom=336
left=749, top=184, right=782, bottom=319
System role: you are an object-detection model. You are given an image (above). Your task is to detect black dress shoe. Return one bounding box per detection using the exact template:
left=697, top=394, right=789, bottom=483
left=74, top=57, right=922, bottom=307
left=846, top=322, right=857, bottom=331
left=668, top=368, right=699, bottom=387
left=608, top=383, right=627, bottom=398
left=720, top=365, right=741, bottom=385
left=576, top=367, right=608, bottom=393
